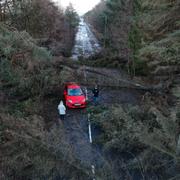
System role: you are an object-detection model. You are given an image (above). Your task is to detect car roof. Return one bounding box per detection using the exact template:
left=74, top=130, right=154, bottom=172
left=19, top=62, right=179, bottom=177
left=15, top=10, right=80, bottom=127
left=68, top=85, right=80, bottom=89
left=65, top=82, right=80, bottom=89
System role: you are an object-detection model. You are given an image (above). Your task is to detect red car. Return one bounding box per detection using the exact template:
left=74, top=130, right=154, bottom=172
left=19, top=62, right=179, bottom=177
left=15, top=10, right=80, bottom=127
left=63, top=82, right=86, bottom=108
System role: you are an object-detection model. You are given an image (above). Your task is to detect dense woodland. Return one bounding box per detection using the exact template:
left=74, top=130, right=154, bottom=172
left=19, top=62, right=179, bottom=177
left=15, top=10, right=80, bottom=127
left=85, top=0, right=180, bottom=179
left=0, top=1, right=85, bottom=179
left=0, top=0, right=79, bottom=56
left=85, top=0, right=180, bottom=76
left=0, top=0, right=180, bottom=179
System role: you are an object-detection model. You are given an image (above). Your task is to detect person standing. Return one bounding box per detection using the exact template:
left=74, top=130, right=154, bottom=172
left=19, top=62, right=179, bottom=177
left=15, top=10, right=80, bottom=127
left=92, top=85, right=99, bottom=105
left=58, top=101, right=66, bottom=120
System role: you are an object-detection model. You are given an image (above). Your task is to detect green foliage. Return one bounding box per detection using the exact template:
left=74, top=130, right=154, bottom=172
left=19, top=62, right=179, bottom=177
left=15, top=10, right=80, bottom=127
left=128, top=23, right=142, bottom=55
left=0, top=113, right=90, bottom=179
left=7, top=101, right=28, bottom=117
left=129, top=58, right=149, bottom=76
left=3, top=0, right=62, bottom=37
left=133, top=0, right=142, bottom=15
left=136, top=0, right=180, bottom=75
left=170, top=29, right=180, bottom=38
left=0, top=59, right=18, bottom=85
left=32, top=47, right=51, bottom=61
left=63, top=3, right=79, bottom=56
left=128, top=0, right=142, bottom=54
left=85, top=0, right=135, bottom=65
left=65, top=3, right=79, bottom=29
left=91, top=103, right=180, bottom=176
left=3, top=97, right=41, bottom=118
left=87, top=105, right=108, bottom=115
left=127, top=0, right=144, bottom=76
left=138, top=34, right=180, bottom=75
left=0, top=25, right=55, bottom=99
left=0, top=27, right=79, bottom=100
left=0, top=25, right=51, bottom=61
left=1, top=0, right=79, bottom=56
left=91, top=105, right=144, bottom=151
left=105, top=0, right=124, bottom=19
left=85, top=1, right=106, bottom=34
left=172, top=86, right=180, bottom=98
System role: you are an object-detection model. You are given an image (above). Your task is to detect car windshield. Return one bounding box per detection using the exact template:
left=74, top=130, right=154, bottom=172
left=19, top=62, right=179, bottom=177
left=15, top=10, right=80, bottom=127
left=68, top=88, right=83, bottom=96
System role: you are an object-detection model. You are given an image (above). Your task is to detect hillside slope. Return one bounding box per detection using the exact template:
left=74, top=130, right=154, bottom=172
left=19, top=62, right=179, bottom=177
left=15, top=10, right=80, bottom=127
left=137, top=0, right=180, bottom=77
left=0, top=19, right=89, bottom=179
left=85, top=0, right=179, bottom=78
left=85, top=0, right=133, bottom=63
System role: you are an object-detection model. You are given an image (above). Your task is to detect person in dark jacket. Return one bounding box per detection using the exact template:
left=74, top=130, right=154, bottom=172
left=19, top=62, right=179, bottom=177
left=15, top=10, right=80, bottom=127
left=92, top=85, right=99, bottom=104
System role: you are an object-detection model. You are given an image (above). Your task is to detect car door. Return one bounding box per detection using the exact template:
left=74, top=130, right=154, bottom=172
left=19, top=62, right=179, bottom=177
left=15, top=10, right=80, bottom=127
left=63, top=85, right=68, bottom=100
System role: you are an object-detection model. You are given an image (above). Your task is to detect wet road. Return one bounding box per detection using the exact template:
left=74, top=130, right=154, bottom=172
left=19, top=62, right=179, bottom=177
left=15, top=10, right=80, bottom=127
left=72, top=18, right=101, bottom=59
left=43, top=82, right=144, bottom=179
left=55, top=86, right=143, bottom=179
left=62, top=109, right=106, bottom=168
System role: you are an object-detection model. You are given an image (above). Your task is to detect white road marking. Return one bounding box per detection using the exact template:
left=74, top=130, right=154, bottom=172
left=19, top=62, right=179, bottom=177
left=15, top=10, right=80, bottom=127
left=88, top=114, right=93, bottom=144
left=89, top=122, right=92, bottom=144
left=85, top=87, right=88, bottom=101
left=84, top=71, right=96, bottom=180
left=91, top=165, right=96, bottom=180
left=88, top=114, right=96, bottom=179
left=91, top=165, right=95, bottom=174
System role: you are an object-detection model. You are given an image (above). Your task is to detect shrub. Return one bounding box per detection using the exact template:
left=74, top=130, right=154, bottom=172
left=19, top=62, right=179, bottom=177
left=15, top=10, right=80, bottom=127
left=91, top=104, right=179, bottom=162
left=0, top=25, right=52, bottom=61
left=0, top=59, right=19, bottom=85
left=0, top=25, right=54, bottom=98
